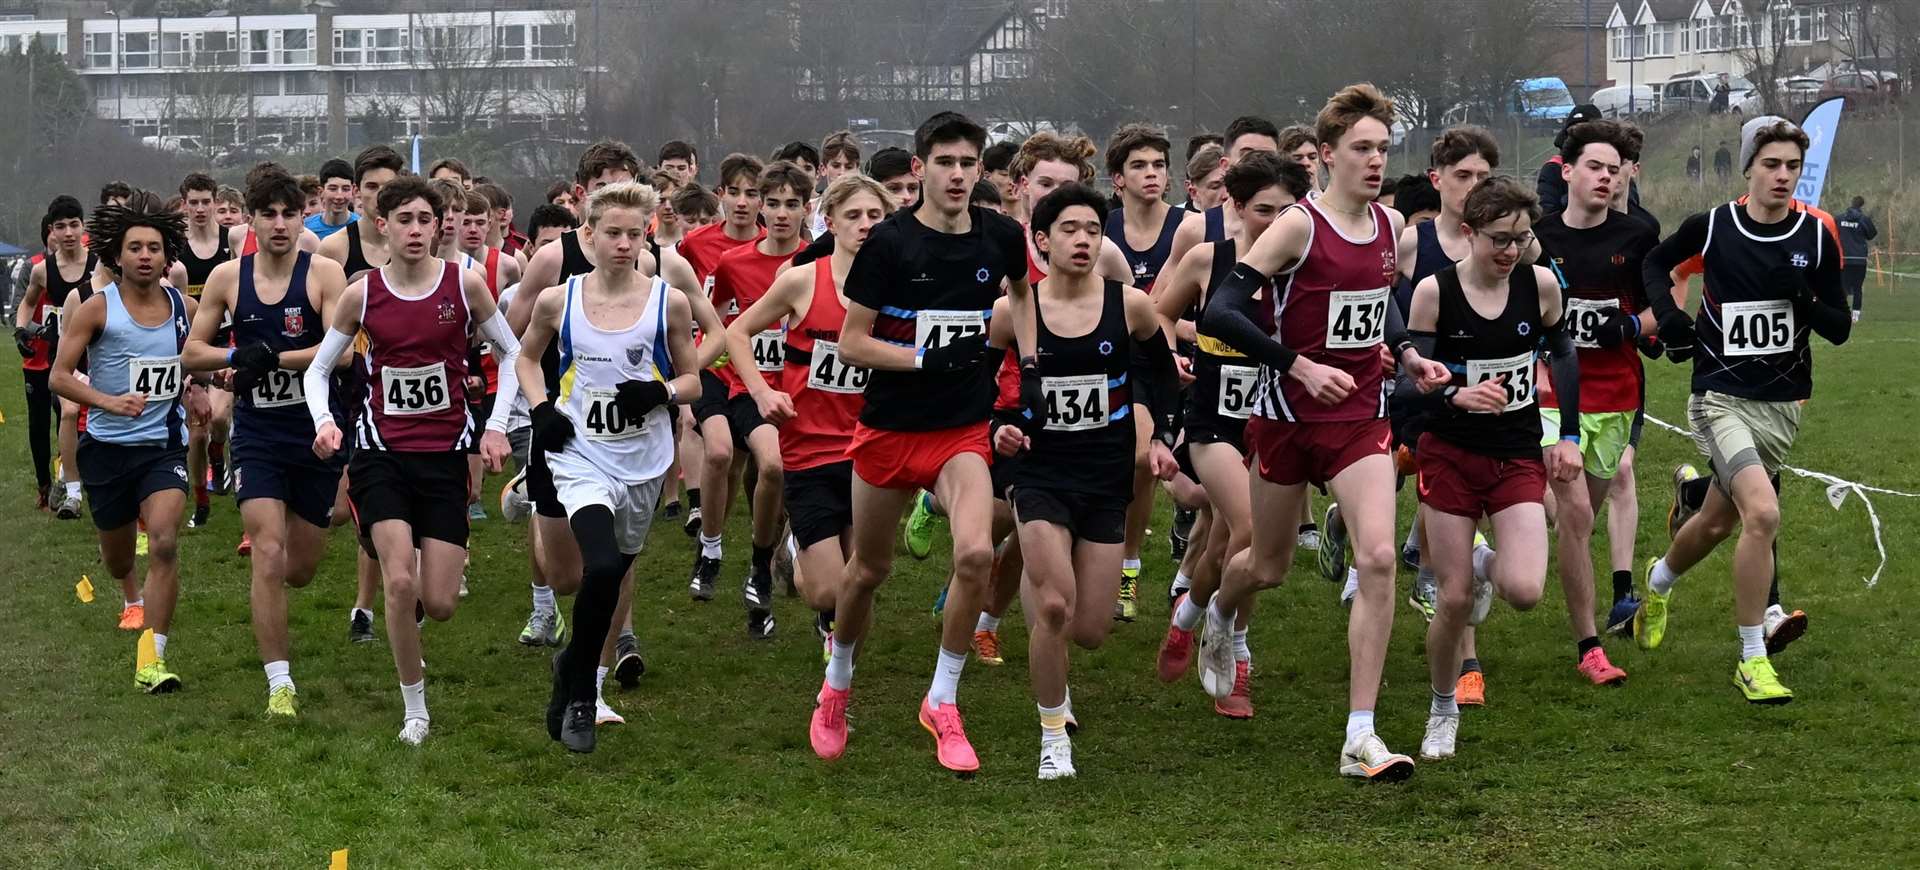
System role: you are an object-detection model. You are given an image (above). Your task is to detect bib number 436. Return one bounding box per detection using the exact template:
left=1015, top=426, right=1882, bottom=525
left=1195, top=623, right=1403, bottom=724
left=382, top=362, right=449, bottom=416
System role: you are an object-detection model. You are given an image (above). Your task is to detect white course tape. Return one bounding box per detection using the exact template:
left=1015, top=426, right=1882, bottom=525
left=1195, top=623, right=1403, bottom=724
left=1645, top=413, right=1918, bottom=587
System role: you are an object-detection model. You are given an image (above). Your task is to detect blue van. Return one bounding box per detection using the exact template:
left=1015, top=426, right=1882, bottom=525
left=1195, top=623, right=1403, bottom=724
left=1514, top=77, right=1576, bottom=123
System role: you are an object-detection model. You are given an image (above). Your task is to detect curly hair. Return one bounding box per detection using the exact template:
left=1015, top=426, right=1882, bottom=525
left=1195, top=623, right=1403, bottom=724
left=87, top=201, right=188, bottom=272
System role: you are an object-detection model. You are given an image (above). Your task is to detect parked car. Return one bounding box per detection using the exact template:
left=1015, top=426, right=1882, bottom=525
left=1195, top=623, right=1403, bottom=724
left=1591, top=84, right=1658, bottom=118
left=1819, top=72, right=1901, bottom=110
left=1662, top=72, right=1755, bottom=114
left=140, top=135, right=207, bottom=156
left=1438, top=76, right=1576, bottom=127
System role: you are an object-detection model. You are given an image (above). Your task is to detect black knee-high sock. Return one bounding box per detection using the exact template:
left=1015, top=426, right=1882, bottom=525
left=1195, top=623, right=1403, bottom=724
left=25, top=371, right=53, bottom=490
left=686, top=488, right=701, bottom=511
left=565, top=505, right=636, bottom=702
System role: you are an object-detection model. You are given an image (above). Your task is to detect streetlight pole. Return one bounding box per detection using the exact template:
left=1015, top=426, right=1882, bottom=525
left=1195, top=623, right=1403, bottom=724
left=109, top=9, right=122, bottom=126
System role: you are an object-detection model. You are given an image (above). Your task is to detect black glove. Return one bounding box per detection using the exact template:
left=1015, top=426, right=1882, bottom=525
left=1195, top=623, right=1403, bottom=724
left=614, top=379, right=669, bottom=419
left=1655, top=308, right=1696, bottom=352
left=1637, top=335, right=1666, bottom=359
left=231, top=366, right=262, bottom=399
left=230, top=342, right=279, bottom=376
left=531, top=401, right=575, bottom=452
left=1769, top=264, right=1814, bottom=312
left=1016, top=354, right=1045, bottom=435
left=919, top=333, right=990, bottom=372
left=13, top=326, right=33, bottom=357
left=1593, top=308, right=1640, bottom=348
left=213, top=321, right=235, bottom=348
left=1665, top=341, right=1696, bottom=363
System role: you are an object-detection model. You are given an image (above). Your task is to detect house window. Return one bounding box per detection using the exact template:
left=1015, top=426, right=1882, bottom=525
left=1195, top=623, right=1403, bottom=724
left=280, top=28, right=314, bottom=65
left=991, top=54, right=1028, bottom=79
left=88, top=32, right=114, bottom=69
left=122, top=32, right=155, bottom=69
left=201, top=31, right=236, bottom=66
left=283, top=71, right=322, bottom=95
left=1648, top=22, right=1675, bottom=57
left=248, top=29, right=271, bottom=65
left=334, top=28, right=362, bottom=65
left=495, top=24, right=526, bottom=61
left=162, top=32, right=192, bottom=67
left=532, top=23, right=572, bottom=61
left=372, top=28, right=407, bottom=64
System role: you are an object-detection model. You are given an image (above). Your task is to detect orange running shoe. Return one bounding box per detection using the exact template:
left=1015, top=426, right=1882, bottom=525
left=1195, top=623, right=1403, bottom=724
left=971, top=629, right=1004, bottom=666
left=918, top=697, right=980, bottom=773
left=117, top=603, right=145, bottom=631
left=1214, top=660, right=1254, bottom=719
left=237, top=534, right=253, bottom=556
left=1456, top=670, right=1486, bottom=706
left=809, top=680, right=850, bottom=760
left=1577, top=647, right=1627, bottom=686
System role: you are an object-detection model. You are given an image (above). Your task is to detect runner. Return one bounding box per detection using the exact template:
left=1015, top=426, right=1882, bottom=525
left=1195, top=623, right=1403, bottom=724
left=305, top=160, right=358, bottom=240
left=1198, top=84, right=1449, bottom=780
left=513, top=180, right=701, bottom=752
left=1632, top=117, right=1851, bottom=704
left=174, top=174, right=232, bottom=529
left=15, top=196, right=94, bottom=517
left=983, top=141, right=1019, bottom=216
left=808, top=111, right=1033, bottom=773
left=1279, top=125, right=1322, bottom=194
left=1531, top=119, right=1658, bottom=686
left=1153, top=151, right=1310, bottom=719
left=300, top=175, right=522, bottom=744
left=1184, top=143, right=1228, bottom=214
left=181, top=171, right=348, bottom=717
left=1404, top=175, right=1578, bottom=760
left=427, top=158, right=472, bottom=188
left=317, top=145, right=406, bottom=283
left=658, top=141, right=699, bottom=184
left=998, top=182, right=1179, bottom=778
left=49, top=200, right=196, bottom=693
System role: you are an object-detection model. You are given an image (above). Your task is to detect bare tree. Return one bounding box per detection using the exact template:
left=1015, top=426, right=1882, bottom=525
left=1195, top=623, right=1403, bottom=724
left=165, top=52, right=249, bottom=150
left=1734, top=0, right=1797, bottom=114
left=413, top=15, right=499, bottom=135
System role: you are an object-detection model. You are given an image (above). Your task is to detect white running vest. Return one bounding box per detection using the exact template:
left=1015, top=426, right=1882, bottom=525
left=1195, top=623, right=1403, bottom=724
left=553, top=275, right=675, bottom=479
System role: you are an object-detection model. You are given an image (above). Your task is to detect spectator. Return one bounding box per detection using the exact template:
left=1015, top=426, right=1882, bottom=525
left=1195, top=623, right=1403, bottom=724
left=1687, top=145, right=1703, bottom=183
left=1836, top=195, right=1879, bottom=321
left=1713, top=140, right=1733, bottom=182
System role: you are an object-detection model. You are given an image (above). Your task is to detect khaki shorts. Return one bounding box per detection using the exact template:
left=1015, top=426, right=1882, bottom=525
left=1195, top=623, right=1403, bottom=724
left=1538, top=409, right=1634, bottom=479
left=1686, top=391, right=1800, bottom=491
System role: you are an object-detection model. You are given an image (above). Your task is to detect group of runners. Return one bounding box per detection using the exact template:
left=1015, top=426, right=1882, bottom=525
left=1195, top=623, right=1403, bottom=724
left=10, top=83, right=1852, bottom=780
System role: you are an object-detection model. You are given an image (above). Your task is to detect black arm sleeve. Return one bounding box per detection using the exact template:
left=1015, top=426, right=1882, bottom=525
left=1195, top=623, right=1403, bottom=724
left=1804, top=240, right=1852, bottom=346
left=1641, top=211, right=1711, bottom=321
left=1544, top=320, right=1581, bottom=439
left=790, top=232, right=835, bottom=268
left=1535, top=162, right=1567, bottom=215
left=1392, top=330, right=1449, bottom=413
left=1198, top=262, right=1297, bottom=373
left=1384, top=290, right=1409, bottom=351
left=1131, top=328, right=1179, bottom=439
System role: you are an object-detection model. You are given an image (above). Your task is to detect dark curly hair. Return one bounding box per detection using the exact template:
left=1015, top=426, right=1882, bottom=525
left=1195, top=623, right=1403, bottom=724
left=87, top=201, right=188, bottom=273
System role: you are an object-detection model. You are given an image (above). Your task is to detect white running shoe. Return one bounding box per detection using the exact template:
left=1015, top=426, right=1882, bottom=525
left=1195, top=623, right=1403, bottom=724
left=1469, top=568, right=1493, bottom=626
left=1038, top=738, right=1076, bottom=780
left=398, top=718, right=431, bottom=746
left=1419, top=715, right=1459, bottom=760
left=1198, top=618, right=1237, bottom=699
left=499, top=467, right=531, bottom=522
left=1297, top=528, right=1321, bottom=552
left=595, top=701, right=625, bottom=726
left=459, top=576, right=470, bottom=599
left=1339, top=732, right=1415, bottom=781
left=1339, top=569, right=1360, bottom=608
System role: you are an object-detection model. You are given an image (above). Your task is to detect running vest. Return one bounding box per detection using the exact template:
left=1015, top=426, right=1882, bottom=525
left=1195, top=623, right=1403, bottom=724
left=779, top=258, right=867, bottom=471
left=342, top=220, right=379, bottom=279
left=1423, top=264, right=1544, bottom=458
left=1105, top=205, right=1185, bottom=291
left=711, top=243, right=796, bottom=397
left=1689, top=202, right=1830, bottom=402
left=1017, top=279, right=1135, bottom=498
left=1203, top=205, right=1227, bottom=243
left=85, top=283, right=189, bottom=447
left=553, top=274, right=675, bottom=479
left=1188, top=239, right=1269, bottom=428
left=231, top=252, right=328, bottom=448
left=177, top=230, right=232, bottom=297
left=31, top=251, right=97, bottom=371
left=354, top=261, right=474, bottom=452
left=1252, top=198, right=1395, bottom=423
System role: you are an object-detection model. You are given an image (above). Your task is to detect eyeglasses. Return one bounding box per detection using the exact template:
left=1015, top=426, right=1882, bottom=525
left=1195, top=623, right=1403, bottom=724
left=1482, top=232, right=1534, bottom=251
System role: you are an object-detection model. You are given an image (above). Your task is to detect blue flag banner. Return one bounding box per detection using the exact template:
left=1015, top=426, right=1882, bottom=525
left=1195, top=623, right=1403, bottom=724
left=410, top=135, right=423, bottom=174
left=1795, top=97, right=1845, bottom=209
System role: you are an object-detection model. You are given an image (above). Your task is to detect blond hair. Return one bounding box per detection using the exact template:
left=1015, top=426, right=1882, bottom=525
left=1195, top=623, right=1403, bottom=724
left=820, top=173, right=896, bottom=220
left=584, top=180, right=660, bottom=227
left=1011, top=130, right=1097, bottom=182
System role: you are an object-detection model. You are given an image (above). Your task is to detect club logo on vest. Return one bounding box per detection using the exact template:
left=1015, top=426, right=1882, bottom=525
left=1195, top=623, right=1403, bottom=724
left=1379, top=250, right=1397, bottom=285
left=1790, top=252, right=1809, bottom=268
left=1098, top=340, right=1114, bottom=356
left=1517, top=322, right=1532, bottom=336
left=282, top=307, right=306, bottom=338
left=437, top=301, right=458, bottom=324
left=626, top=345, right=646, bottom=366
left=1610, top=253, right=1627, bottom=266
left=976, top=267, right=991, bottom=283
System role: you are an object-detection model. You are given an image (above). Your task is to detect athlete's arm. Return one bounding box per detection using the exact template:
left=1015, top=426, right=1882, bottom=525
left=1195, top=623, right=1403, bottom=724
left=1095, top=237, right=1135, bottom=287
left=516, top=238, right=566, bottom=315
left=316, top=227, right=350, bottom=265
left=514, top=286, right=563, bottom=410
left=1163, top=213, right=1206, bottom=295
left=726, top=267, right=804, bottom=424
left=50, top=295, right=140, bottom=416
left=181, top=259, right=238, bottom=372
left=658, top=289, right=703, bottom=405
left=837, top=231, right=920, bottom=371
left=14, top=261, right=46, bottom=332
left=1641, top=212, right=1710, bottom=325
left=302, top=280, right=364, bottom=459
left=462, top=268, right=521, bottom=439
left=1541, top=277, right=1584, bottom=482
left=1396, top=223, right=1420, bottom=283
left=837, top=303, right=916, bottom=371
left=1151, top=243, right=1208, bottom=351
left=1200, top=208, right=1349, bottom=399
left=497, top=250, right=523, bottom=288
left=1395, top=276, right=1459, bottom=412
left=1799, top=234, right=1852, bottom=346
left=167, top=261, right=188, bottom=291
left=1123, top=287, right=1179, bottom=451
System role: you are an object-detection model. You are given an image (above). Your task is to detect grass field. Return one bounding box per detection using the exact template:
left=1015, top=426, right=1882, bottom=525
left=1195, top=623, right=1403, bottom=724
left=4, top=273, right=1919, bottom=868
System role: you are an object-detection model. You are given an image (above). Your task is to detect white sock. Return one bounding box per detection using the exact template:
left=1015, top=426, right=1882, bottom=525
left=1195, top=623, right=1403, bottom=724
left=351, top=607, right=372, bottom=623
left=699, top=533, right=723, bottom=560
left=1231, top=628, right=1251, bottom=662
left=264, top=660, right=293, bottom=693
left=1738, top=623, right=1766, bottom=660
left=1472, top=543, right=1495, bottom=584
left=64, top=480, right=82, bottom=499
left=1038, top=701, right=1070, bottom=743
left=1205, top=600, right=1233, bottom=637
left=125, top=596, right=144, bottom=609
left=595, top=666, right=609, bottom=703
left=1346, top=710, right=1375, bottom=743
left=531, top=583, right=555, bottom=613
left=400, top=679, right=428, bottom=721
left=1173, top=593, right=1205, bottom=631
left=153, top=633, right=168, bottom=659
left=927, top=646, right=967, bottom=709
left=825, top=638, right=856, bottom=691
left=1430, top=688, right=1458, bottom=718
left=1650, top=558, right=1679, bottom=595
left=976, top=613, right=1000, bottom=633
left=1122, top=557, right=1142, bottom=574
left=1171, top=570, right=1191, bottom=592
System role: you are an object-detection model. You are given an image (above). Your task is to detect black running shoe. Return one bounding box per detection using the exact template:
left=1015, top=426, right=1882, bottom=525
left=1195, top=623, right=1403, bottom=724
left=613, top=634, right=645, bottom=689
left=188, top=503, right=210, bottom=529
left=662, top=499, right=681, bottom=519
left=1170, top=506, right=1196, bottom=561
left=682, top=506, right=702, bottom=538
left=745, top=572, right=776, bottom=639
left=561, top=700, right=597, bottom=753
left=688, top=555, right=719, bottom=601
left=348, top=610, right=376, bottom=644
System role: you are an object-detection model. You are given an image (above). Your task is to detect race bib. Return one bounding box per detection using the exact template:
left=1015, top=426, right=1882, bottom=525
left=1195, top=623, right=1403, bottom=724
left=129, top=355, right=183, bottom=401
left=250, top=368, right=305, bottom=408
left=752, top=329, right=785, bottom=372
left=582, top=388, right=647, bottom=441
left=1721, top=300, right=1794, bottom=358
left=1216, top=364, right=1258, bottom=420
left=1042, top=373, right=1109, bottom=432
left=1325, top=287, right=1389, bottom=349
left=806, top=339, right=868, bottom=394
left=381, top=362, right=449, bottom=416
left=1564, top=297, right=1621, bottom=350
left=915, top=309, right=986, bottom=351
left=1465, top=350, right=1536, bottom=413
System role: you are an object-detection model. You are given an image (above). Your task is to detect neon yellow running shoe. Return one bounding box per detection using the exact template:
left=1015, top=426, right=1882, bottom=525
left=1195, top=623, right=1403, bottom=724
left=135, top=659, right=181, bottom=694
left=903, top=490, right=938, bottom=560
left=266, top=685, right=298, bottom=718
left=1733, top=656, right=1794, bottom=705
left=1113, top=568, right=1140, bottom=622
left=136, top=531, right=149, bottom=557
left=1634, top=559, right=1671, bottom=650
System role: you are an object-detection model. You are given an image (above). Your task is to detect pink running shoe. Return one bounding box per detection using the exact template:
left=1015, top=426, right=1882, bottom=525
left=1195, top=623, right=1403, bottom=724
left=1577, top=647, right=1627, bottom=686
left=1214, top=660, right=1254, bottom=719
left=810, top=681, right=851, bottom=760
left=1156, top=619, right=1195, bottom=683
left=918, top=697, right=980, bottom=773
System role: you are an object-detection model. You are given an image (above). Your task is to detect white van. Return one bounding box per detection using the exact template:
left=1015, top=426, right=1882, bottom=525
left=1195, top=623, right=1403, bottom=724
left=1590, top=84, right=1657, bottom=118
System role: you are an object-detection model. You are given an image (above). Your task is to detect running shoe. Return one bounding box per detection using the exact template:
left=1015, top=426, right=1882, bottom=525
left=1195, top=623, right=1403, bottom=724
left=687, top=554, right=719, bottom=601
left=1297, top=524, right=1322, bottom=552
left=118, top=603, right=145, bottom=631
left=1339, top=570, right=1359, bottom=608
left=682, top=505, right=702, bottom=538
left=810, top=681, right=850, bottom=760
left=595, top=701, right=625, bottom=726
left=930, top=581, right=948, bottom=618
left=1468, top=564, right=1492, bottom=626
left=775, top=531, right=797, bottom=598
left=35, top=484, right=49, bottom=512
left=1456, top=670, right=1486, bottom=706
left=1634, top=559, right=1671, bottom=650
left=903, top=490, right=938, bottom=560
left=1400, top=545, right=1420, bottom=572
left=1763, top=605, right=1808, bottom=655
left=499, top=467, right=531, bottom=522
left=1318, top=503, right=1349, bottom=583
left=1408, top=574, right=1437, bottom=623
left=1339, top=732, right=1415, bottom=781
left=1577, top=647, right=1628, bottom=686
left=54, top=492, right=82, bottom=519
left=1197, top=619, right=1236, bottom=699
left=211, top=460, right=230, bottom=495
left=348, top=610, right=376, bottom=644
left=1037, top=738, right=1076, bottom=781
left=467, top=502, right=486, bottom=522
left=135, top=659, right=182, bottom=694
left=1419, top=715, right=1459, bottom=760
left=613, top=634, right=645, bottom=688
left=561, top=701, right=596, bottom=752
left=1166, top=575, right=1190, bottom=610
left=520, top=608, right=564, bottom=646
left=1733, top=655, right=1793, bottom=704
left=1113, top=568, right=1139, bottom=622
left=458, top=576, right=469, bottom=598
left=398, top=718, right=430, bottom=746
left=661, top=499, right=681, bottom=519
left=918, top=697, right=980, bottom=773
left=816, top=612, right=835, bottom=664
left=971, top=629, right=1004, bottom=666
left=1668, top=463, right=1700, bottom=539
left=236, top=534, right=252, bottom=556
left=188, top=504, right=209, bottom=529
left=1156, top=608, right=1195, bottom=682
left=744, top=572, right=776, bottom=639
left=1605, top=594, right=1641, bottom=637
left=266, top=685, right=297, bottom=718
left=1214, top=660, right=1254, bottom=719
left=1170, top=506, right=1196, bottom=562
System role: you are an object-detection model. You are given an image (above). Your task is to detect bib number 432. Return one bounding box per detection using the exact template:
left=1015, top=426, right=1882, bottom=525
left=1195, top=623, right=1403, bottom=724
left=1326, top=287, right=1389, bottom=349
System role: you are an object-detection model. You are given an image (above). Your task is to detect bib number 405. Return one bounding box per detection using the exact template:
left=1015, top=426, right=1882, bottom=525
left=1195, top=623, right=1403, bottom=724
left=1721, top=300, right=1794, bottom=357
